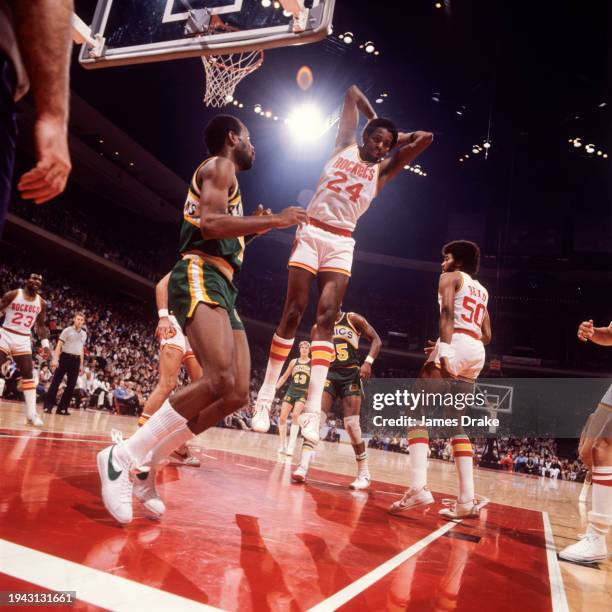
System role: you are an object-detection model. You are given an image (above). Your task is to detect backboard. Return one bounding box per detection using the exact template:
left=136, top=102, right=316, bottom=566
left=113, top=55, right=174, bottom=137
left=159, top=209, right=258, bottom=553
left=78, top=0, right=336, bottom=69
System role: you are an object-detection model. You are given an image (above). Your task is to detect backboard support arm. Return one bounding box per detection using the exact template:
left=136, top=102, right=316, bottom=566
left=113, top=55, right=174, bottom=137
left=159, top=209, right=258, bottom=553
left=72, top=12, right=105, bottom=58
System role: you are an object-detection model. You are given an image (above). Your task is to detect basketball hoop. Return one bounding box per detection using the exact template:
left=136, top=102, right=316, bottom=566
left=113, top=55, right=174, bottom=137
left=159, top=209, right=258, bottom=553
left=201, top=22, right=264, bottom=108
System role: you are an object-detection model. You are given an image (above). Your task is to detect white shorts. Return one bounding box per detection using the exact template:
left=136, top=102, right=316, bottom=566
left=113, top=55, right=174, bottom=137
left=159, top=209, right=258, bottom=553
left=288, top=223, right=355, bottom=276
left=0, top=327, right=32, bottom=357
left=426, top=332, right=485, bottom=381
left=160, top=316, right=194, bottom=361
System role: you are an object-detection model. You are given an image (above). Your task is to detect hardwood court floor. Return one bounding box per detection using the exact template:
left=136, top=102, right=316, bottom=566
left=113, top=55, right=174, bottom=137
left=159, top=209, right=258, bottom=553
left=0, top=401, right=609, bottom=611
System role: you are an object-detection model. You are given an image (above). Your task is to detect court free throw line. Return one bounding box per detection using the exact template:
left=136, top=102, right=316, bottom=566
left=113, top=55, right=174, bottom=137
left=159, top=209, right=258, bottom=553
left=306, top=520, right=460, bottom=612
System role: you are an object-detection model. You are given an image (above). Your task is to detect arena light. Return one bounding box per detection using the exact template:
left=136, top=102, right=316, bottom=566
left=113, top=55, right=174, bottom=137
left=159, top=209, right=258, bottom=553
left=604, top=153, right=609, bottom=158
left=286, top=105, right=327, bottom=142
left=585, top=144, right=595, bottom=154
left=342, top=32, right=353, bottom=44
left=376, top=98, right=383, bottom=104
left=273, top=1, right=281, bottom=8
left=261, top=0, right=271, bottom=7
left=365, top=41, right=376, bottom=53
left=254, top=104, right=262, bottom=114
left=483, top=141, right=491, bottom=149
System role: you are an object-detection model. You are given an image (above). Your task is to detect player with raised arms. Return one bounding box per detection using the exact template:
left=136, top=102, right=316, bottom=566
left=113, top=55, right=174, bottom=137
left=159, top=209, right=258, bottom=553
left=0, top=273, right=50, bottom=426
left=389, top=241, right=491, bottom=520
left=95, top=115, right=308, bottom=524
left=253, top=85, right=433, bottom=446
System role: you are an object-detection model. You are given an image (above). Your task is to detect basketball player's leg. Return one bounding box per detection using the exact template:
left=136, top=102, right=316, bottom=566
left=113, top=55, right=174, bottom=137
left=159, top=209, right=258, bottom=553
left=341, top=393, right=371, bottom=489
left=13, top=353, right=41, bottom=425
left=560, top=402, right=612, bottom=562
left=293, top=386, right=334, bottom=483
left=98, top=303, right=236, bottom=523
left=138, top=346, right=183, bottom=427
left=278, top=400, right=294, bottom=453
left=257, top=267, right=315, bottom=405
left=299, top=272, right=350, bottom=443
left=286, top=399, right=305, bottom=455
left=389, top=364, right=440, bottom=515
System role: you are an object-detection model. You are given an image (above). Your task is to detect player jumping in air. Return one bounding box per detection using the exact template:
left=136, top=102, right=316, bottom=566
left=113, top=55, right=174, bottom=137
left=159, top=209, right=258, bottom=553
left=253, top=85, right=433, bottom=445
left=96, top=115, right=307, bottom=524
left=389, top=241, right=491, bottom=520
left=0, top=273, right=50, bottom=426
left=292, top=309, right=381, bottom=489
left=275, top=340, right=311, bottom=456
left=558, top=319, right=612, bottom=563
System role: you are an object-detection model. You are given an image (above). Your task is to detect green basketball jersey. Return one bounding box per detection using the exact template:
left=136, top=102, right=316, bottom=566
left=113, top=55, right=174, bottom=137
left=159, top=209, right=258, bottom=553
left=331, top=312, right=361, bottom=369
left=287, top=358, right=311, bottom=393
left=179, top=157, right=245, bottom=276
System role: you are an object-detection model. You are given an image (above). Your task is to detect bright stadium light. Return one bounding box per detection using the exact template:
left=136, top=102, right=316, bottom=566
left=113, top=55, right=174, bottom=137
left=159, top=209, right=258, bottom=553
left=287, top=105, right=327, bottom=142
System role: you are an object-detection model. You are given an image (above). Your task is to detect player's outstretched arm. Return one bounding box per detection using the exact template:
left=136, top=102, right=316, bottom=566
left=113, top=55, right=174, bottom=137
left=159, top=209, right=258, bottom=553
left=438, top=273, right=459, bottom=378
left=199, top=158, right=307, bottom=239
left=36, top=299, right=50, bottom=359
left=577, top=319, right=612, bottom=346
left=481, top=311, right=492, bottom=345
left=378, top=130, right=434, bottom=189
left=335, top=85, right=377, bottom=152
left=14, top=0, right=73, bottom=204
left=276, top=358, right=297, bottom=390
left=348, top=313, right=381, bottom=380
left=155, top=272, right=173, bottom=340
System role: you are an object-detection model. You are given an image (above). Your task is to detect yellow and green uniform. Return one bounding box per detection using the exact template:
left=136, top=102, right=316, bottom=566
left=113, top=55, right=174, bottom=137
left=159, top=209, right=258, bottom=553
left=168, top=157, right=245, bottom=331
left=283, top=358, right=311, bottom=407
left=324, top=312, right=363, bottom=399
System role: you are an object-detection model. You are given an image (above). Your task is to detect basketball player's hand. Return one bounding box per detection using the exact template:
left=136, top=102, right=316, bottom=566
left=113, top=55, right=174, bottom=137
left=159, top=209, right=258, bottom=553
left=439, top=357, right=456, bottom=379
left=17, top=117, right=71, bottom=204
left=275, top=206, right=309, bottom=229
left=424, top=340, right=436, bottom=356
left=156, top=317, right=173, bottom=340
left=360, top=362, right=372, bottom=380
left=577, top=319, right=594, bottom=342
left=252, top=204, right=273, bottom=235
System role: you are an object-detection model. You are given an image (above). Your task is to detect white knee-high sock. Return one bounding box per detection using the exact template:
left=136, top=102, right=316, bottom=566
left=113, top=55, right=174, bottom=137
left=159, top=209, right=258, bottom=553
left=589, top=466, right=612, bottom=533
left=260, top=334, right=294, bottom=397
left=304, top=342, right=334, bottom=414
left=451, top=435, right=475, bottom=503
left=22, top=379, right=37, bottom=419
left=278, top=421, right=287, bottom=448
left=407, top=429, right=429, bottom=490
left=117, top=399, right=187, bottom=466
left=149, top=424, right=195, bottom=467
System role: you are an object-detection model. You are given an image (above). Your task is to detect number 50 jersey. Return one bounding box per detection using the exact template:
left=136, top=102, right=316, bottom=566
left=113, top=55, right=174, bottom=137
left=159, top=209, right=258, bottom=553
left=440, top=272, right=489, bottom=339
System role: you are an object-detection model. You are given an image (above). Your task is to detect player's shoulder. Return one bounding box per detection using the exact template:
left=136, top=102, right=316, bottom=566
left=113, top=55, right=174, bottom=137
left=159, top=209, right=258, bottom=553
left=2, top=288, right=19, bottom=301
left=197, top=156, right=235, bottom=184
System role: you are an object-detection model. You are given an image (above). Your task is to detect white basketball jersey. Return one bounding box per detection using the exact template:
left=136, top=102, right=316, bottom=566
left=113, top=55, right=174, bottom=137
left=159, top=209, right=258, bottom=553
left=307, top=144, right=381, bottom=232
left=438, top=272, right=489, bottom=339
left=2, top=289, right=41, bottom=334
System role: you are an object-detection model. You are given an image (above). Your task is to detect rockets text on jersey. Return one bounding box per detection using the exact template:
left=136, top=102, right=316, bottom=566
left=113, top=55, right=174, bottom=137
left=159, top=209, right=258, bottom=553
left=2, top=289, right=41, bottom=334
left=307, top=144, right=381, bottom=233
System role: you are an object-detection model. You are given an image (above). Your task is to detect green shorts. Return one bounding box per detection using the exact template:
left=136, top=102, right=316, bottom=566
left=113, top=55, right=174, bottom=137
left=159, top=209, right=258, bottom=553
left=168, top=258, right=244, bottom=332
left=282, top=391, right=307, bottom=407
left=324, top=366, right=363, bottom=400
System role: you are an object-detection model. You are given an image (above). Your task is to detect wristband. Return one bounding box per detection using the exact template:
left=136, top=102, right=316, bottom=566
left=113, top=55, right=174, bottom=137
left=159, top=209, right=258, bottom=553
left=158, top=309, right=169, bottom=319
left=365, top=355, right=374, bottom=365
left=41, top=339, right=50, bottom=349
left=438, top=342, right=452, bottom=359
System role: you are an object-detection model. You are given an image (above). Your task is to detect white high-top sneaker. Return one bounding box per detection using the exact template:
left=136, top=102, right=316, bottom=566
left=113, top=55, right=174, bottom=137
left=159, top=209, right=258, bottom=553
left=438, top=496, right=489, bottom=521
left=297, top=412, right=320, bottom=444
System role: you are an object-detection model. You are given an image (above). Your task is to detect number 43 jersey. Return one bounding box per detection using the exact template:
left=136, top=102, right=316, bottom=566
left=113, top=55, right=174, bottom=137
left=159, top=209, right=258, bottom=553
left=307, top=144, right=381, bottom=233
left=440, top=272, right=489, bottom=339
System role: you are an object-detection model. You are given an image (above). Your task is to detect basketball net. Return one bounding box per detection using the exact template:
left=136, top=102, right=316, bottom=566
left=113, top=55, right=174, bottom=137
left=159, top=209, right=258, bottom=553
left=201, top=20, right=264, bottom=107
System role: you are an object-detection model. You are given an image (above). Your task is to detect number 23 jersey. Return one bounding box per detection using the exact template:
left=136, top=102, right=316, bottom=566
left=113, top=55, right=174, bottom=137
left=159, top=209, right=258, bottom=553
left=307, top=144, right=381, bottom=232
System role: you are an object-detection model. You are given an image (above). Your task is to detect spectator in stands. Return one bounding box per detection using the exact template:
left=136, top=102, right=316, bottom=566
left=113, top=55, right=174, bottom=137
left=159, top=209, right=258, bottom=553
left=499, top=452, right=513, bottom=471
